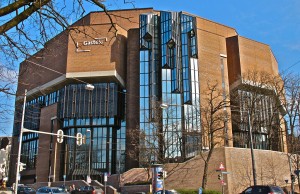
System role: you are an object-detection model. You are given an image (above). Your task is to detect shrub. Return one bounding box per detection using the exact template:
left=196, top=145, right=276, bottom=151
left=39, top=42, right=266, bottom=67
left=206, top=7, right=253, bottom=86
left=203, top=190, right=221, bottom=194
left=175, top=189, right=198, bottom=194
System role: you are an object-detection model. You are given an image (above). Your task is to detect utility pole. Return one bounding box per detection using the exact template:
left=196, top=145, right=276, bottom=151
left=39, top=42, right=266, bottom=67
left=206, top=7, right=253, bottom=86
left=289, top=154, right=295, bottom=194
left=248, top=110, right=257, bottom=185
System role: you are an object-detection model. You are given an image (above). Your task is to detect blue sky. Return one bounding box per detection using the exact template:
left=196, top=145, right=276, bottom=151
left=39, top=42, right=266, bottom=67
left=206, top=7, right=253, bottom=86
left=0, top=0, right=299, bottom=136
left=120, top=0, right=300, bottom=73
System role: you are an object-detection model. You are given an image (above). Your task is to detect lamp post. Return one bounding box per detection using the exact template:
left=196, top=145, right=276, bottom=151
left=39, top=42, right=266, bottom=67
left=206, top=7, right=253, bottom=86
left=86, top=83, right=94, bottom=183
left=15, top=89, right=27, bottom=194
left=86, top=129, right=91, bottom=183
left=118, top=138, right=122, bottom=190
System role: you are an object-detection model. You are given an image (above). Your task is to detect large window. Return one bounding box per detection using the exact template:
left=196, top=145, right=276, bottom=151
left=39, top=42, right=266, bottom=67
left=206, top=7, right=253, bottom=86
left=139, top=11, right=201, bottom=162
left=232, top=90, right=281, bottom=150
left=21, top=133, right=38, bottom=169
left=60, top=83, right=125, bottom=177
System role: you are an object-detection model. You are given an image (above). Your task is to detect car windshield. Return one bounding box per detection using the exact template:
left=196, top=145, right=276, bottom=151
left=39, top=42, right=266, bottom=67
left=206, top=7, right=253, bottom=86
left=52, top=188, right=65, bottom=193
left=19, top=187, right=34, bottom=191
left=271, top=186, right=284, bottom=193
left=80, top=186, right=92, bottom=191
left=249, top=186, right=268, bottom=193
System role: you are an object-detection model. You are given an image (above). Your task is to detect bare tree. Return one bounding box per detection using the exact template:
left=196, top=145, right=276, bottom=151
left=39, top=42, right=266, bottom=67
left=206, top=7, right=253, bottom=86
left=280, top=73, right=300, bottom=150
left=0, top=0, right=136, bottom=135
left=279, top=73, right=300, bottom=189
left=230, top=70, right=286, bottom=152
left=126, top=102, right=184, bottom=182
left=199, top=80, right=230, bottom=189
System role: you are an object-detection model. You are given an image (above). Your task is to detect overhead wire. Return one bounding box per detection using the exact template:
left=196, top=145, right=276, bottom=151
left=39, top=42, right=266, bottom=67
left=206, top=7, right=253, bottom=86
left=25, top=59, right=90, bottom=85
left=23, top=59, right=141, bottom=99
left=280, top=59, right=300, bottom=75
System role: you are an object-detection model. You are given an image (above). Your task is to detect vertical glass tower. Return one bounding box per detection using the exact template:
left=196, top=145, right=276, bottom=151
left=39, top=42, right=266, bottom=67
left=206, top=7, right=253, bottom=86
left=139, top=11, right=201, bottom=163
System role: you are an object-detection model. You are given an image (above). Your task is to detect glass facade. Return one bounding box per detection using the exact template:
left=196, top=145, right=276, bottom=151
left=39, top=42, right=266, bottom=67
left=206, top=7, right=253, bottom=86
left=16, top=82, right=126, bottom=179
left=16, top=97, right=44, bottom=170
left=21, top=133, right=38, bottom=170
left=59, top=83, right=126, bottom=178
left=232, top=89, right=281, bottom=151
left=139, top=11, right=201, bottom=163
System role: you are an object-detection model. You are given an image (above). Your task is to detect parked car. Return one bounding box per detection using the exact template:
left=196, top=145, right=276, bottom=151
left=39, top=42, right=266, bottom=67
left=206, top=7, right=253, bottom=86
left=71, top=186, right=103, bottom=194
left=240, top=185, right=285, bottom=194
left=36, top=186, right=68, bottom=194
left=17, top=186, right=36, bottom=194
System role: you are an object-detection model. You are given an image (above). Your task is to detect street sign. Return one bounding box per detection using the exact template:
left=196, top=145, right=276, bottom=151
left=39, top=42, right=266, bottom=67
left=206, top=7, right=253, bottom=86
left=87, top=175, right=91, bottom=183
left=104, top=172, right=107, bottom=182
left=221, top=171, right=230, bottom=174
left=218, top=162, right=225, bottom=171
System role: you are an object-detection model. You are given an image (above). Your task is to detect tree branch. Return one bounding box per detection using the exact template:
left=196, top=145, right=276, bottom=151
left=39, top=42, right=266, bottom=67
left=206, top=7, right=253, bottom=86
left=0, top=0, right=51, bottom=35
left=0, top=0, right=35, bottom=17
left=90, top=0, right=118, bottom=35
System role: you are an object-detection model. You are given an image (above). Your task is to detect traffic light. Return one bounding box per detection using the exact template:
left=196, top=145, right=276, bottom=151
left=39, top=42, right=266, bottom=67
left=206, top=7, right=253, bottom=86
left=163, top=171, right=167, bottom=178
left=158, top=171, right=163, bottom=180
left=291, top=174, right=295, bottom=182
left=218, top=174, right=222, bottom=180
left=82, top=135, right=86, bottom=144
left=19, top=162, right=26, bottom=172
left=76, top=133, right=83, bottom=146
left=57, top=129, right=64, bottom=143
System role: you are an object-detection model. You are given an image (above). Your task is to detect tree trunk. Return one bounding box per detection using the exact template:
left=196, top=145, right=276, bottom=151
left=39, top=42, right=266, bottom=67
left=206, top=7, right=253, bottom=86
left=202, top=160, right=208, bottom=189
left=202, top=148, right=213, bottom=189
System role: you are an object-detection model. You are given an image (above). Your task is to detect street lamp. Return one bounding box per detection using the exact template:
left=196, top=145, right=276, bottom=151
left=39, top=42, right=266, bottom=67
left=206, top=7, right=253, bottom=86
left=86, top=129, right=91, bottom=183
left=85, top=84, right=94, bottom=183
left=85, top=84, right=94, bottom=91
left=160, top=103, right=169, bottom=109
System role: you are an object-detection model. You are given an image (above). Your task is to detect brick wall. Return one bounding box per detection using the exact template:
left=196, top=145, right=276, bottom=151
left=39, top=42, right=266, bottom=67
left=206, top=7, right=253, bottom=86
left=164, top=147, right=290, bottom=194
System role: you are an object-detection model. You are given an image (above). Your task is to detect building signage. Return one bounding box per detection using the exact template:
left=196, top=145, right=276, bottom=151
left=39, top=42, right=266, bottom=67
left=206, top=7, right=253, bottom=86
left=76, top=37, right=107, bottom=52
left=82, top=37, right=107, bottom=46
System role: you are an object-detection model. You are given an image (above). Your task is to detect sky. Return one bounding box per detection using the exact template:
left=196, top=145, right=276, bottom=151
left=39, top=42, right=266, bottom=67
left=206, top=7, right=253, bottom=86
left=0, top=0, right=299, bottom=136
left=122, top=0, right=300, bottom=73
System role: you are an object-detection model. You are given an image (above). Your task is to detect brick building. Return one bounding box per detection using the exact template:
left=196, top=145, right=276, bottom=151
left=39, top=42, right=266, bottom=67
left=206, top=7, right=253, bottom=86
left=9, top=8, right=287, bottom=186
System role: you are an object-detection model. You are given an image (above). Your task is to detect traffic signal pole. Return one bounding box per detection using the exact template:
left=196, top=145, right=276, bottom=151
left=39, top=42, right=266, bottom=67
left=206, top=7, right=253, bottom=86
left=22, top=128, right=78, bottom=139
left=221, top=173, right=224, bottom=194
left=15, top=90, right=27, bottom=194
left=15, top=89, right=82, bottom=193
